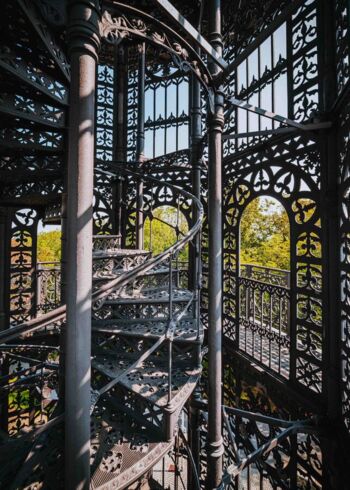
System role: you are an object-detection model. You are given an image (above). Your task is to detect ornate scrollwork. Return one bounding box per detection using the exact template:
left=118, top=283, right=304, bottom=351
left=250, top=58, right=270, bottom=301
left=99, top=4, right=213, bottom=99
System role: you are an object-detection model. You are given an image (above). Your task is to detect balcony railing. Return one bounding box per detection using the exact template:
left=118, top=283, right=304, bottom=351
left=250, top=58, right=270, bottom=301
left=239, top=264, right=290, bottom=378
left=36, top=262, right=61, bottom=314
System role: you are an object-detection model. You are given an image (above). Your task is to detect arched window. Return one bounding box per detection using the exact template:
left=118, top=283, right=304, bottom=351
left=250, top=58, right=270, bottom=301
left=239, top=196, right=291, bottom=377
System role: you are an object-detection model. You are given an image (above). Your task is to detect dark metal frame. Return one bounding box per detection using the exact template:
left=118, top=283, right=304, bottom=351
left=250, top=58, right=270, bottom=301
left=0, top=0, right=350, bottom=488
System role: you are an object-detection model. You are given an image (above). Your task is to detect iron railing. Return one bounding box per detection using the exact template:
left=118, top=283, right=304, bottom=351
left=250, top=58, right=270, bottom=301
left=239, top=263, right=290, bottom=377
left=36, top=262, right=61, bottom=314
left=35, top=234, right=122, bottom=315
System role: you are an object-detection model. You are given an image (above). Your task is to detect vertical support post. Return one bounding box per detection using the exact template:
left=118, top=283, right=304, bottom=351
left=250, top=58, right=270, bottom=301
left=136, top=43, right=146, bottom=250
left=207, top=0, right=224, bottom=488
left=189, top=71, right=202, bottom=291
left=0, top=207, right=11, bottom=433
left=319, top=1, right=346, bottom=487
left=188, top=48, right=203, bottom=486
left=0, top=208, right=11, bottom=332
left=320, top=0, right=339, bottom=422
left=36, top=263, right=43, bottom=313
left=114, top=45, right=128, bottom=240
left=59, top=192, right=67, bottom=404
left=31, top=216, right=39, bottom=320
left=65, top=2, right=100, bottom=489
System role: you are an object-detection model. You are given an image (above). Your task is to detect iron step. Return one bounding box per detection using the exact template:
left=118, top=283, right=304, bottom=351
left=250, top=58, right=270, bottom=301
left=92, top=318, right=202, bottom=343
left=93, top=265, right=179, bottom=282
left=103, top=287, right=193, bottom=305
left=93, top=353, right=200, bottom=410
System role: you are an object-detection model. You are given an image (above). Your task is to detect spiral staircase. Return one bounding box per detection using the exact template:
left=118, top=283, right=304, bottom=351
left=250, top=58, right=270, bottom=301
left=0, top=0, right=205, bottom=488
left=0, top=165, right=204, bottom=489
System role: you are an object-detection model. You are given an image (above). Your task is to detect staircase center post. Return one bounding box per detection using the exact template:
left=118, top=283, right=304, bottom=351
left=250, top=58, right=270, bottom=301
left=65, top=2, right=100, bottom=489
left=207, top=0, right=225, bottom=488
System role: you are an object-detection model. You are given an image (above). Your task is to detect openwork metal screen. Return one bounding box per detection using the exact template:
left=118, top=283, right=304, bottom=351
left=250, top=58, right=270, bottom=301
left=9, top=209, right=39, bottom=324
left=222, top=1, right=324, bottom=400
left=338, top=0, right=350, bottom=434
left=1, top=0, right=350, bottom=488
left=144, top=67, right=189, bottom=158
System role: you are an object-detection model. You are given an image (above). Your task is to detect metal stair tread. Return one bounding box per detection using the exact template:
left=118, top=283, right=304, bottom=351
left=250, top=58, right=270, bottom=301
left=0, top=407, right=172, bottom=490
left=92, top=354, right=201, bottom=408
left=92, top=318, right=203, bottom=342
left=93, top=266, right=179, bottom=282
left=121, top=362, right=201, bottom=408
left=90, top=405, right=172, bottom=490
left=93, top=249, right=149, bottom=259
left=104, top=287, right=193, bottom=305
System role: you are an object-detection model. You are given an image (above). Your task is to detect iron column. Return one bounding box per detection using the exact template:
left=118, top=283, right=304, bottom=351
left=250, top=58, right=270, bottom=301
left=319, top=1, right=346, bottom=486
left=114, top=45, right=128, bottom=241
left=0, top=207, right=11, bottom=433
left=136, top=43, right=146, bottom=250
left=188, top=57, right=203, bottom=487
left=65, top=2, right=100, bottom=488
left=207, top=0, right=224, bottom=488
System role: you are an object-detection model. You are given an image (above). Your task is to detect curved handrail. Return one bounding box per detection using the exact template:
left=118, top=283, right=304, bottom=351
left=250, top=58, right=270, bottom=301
left=0, top=163, right=203, bottom=344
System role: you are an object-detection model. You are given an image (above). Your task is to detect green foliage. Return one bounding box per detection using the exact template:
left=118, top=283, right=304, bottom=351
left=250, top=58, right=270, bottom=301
left=37, top=230, right=61, bottom=263
left=144, top=207, right=188, bottom=260
left=240, top=198, right=290, bottom=270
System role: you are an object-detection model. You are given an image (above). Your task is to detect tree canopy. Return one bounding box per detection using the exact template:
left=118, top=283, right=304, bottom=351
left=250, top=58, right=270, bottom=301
left=240, top=197, right=290, bottom=270
left=36, top=200, right=291, bottom=270
left=144, top=206, right=189, bottom=260
left=37, top=230, right=61, bottom=263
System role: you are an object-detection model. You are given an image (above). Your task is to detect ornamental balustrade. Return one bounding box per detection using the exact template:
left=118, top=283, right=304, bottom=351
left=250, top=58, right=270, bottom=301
left=239, top=263, right=290, bottom=377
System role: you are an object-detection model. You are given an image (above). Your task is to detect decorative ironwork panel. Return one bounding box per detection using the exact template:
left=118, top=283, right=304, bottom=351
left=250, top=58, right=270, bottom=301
left=127, top=59, right=139, bottom=162
left=95, top=63, right=116, bottom=234
left=224, top=0, right=320, bottom=157
left=222, top=352, right=323, bottom=489
left=223, top=133, right=323, bottom=396
left=339, top=96, right=350, bottom=432
left=222, top=0, right=290, bottom=64
left=96, top=64, right=114, bottom=162
left=335, top=0, right=350, bottom=95
left=36, top=262, right=61, bottom=314
left=144, top=66, right=189, bottom=158
left=222, top=1, right=325, bottom=399
left=9, top=208, right=39, bottom=324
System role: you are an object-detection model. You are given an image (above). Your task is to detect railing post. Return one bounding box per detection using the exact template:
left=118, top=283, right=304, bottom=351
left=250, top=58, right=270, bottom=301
left=36, top=263, right=43, bottom=314
left=189, top=65, right=202, bottom=293
left=189, top=46, right=203, bottom=349
left=166, top=254, right=174, bottom=440
left=65, top=2, right=100, bottom=489
left=207, top=0, right=225, bottom=487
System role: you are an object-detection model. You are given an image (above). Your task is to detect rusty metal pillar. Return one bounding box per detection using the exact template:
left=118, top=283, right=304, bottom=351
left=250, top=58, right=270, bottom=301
left=65, top=2, right=100, bottom=488
left=207, top=0, right=224, bottom=488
